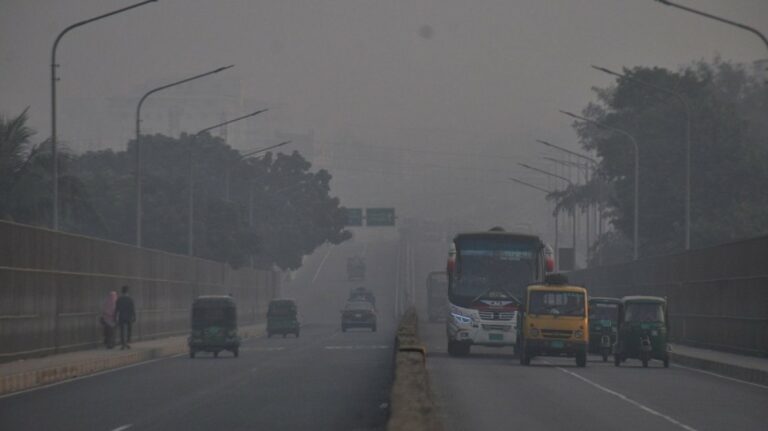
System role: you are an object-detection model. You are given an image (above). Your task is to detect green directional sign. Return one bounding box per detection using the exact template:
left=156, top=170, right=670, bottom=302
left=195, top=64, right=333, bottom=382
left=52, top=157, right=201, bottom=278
left=366, top=207, right=396, bottom=226
left=344, top=208, right=364, bottom=226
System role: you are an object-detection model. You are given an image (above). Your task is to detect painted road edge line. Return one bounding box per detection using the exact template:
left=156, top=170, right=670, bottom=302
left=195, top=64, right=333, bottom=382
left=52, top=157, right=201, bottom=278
left=556, top=366, right=698, bottom=431
left=672, top=364, right=768, bottom=390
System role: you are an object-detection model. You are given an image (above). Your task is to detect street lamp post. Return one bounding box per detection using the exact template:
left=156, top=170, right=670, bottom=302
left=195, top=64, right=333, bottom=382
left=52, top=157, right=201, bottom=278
left=536, top=139, right=602, bottom=252
left=560, top=110, right=640, bottom=261
left=543, top=156, right=594, bottom=261
left=134, top=65, right=234, bottom=247
left=518, top=163, right=578, bottom=268
left=654, top=0, right=768, bottom=54
left=187, top=109, right=269, bottom=256
left=50, top=0, right=157, bottom=230
left=509, top=178, right=559, bottom=271
left=592, top=65, right=692, bottom=251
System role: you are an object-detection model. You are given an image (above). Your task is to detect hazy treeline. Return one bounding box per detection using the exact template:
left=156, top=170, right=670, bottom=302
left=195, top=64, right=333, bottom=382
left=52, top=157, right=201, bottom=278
left=553, top=59, right=768, bottom=264
left=0, top=114, right=350, bottom=269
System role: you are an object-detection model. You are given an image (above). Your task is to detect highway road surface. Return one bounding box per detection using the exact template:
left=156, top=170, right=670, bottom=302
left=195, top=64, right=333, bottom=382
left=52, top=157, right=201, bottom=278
left=411, top=236, right=768, bottom=431
left=0, top=233, right=398, bottom=431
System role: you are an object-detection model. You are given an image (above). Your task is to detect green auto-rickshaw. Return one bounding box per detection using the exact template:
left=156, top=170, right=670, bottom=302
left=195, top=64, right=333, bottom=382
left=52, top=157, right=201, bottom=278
left=588, top=297, right=621, bottom=362
left=267, top=299, right=300, bottom=338
left=188, top=295, right=240, bottom=358
left=614, top=296, right=669, bottom=368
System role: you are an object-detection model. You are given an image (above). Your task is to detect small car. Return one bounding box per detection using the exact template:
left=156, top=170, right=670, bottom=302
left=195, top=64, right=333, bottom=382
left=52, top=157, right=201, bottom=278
left=341, top=301, right=377, bottom=332
left=348, top=287, right=376, bottom=306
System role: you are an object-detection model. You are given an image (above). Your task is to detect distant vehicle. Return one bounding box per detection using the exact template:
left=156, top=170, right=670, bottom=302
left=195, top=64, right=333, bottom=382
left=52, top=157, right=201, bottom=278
left=341, top=301, right=377, bottom=332
left=588, top=297, right=621, bottom=362
left=347, top=256, right=366, bottom=281
left=446, top=228, right=546, bottom=357
left=348, top=286, right=376, bottom=306
left=518, top=279, right=589, bottom=367
left=188, top=295, right=240, bottom=358
left=426, top=271, right=448, bottom=322
left=614, top=296, right=669, bottom=368
left=267, top=298, right=300, bottom=338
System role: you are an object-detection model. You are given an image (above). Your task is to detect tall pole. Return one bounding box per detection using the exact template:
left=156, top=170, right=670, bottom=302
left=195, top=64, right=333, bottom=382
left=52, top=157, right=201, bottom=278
left=561, top=110, right=640, bottom=261
left=50, top=0, right=157, bottom=230
left=517, top=163, right=578, bottom=267
left=537, top=139, right=601, bottom=262
left=187, top=109, right=269, bottom=255
left=510, top=178, right=558, bottom=270
left=654, top=0, right=768, bottom=54
left=592, top=65, right=692, bottom=251
left=134, top=65, right=234, bottom=247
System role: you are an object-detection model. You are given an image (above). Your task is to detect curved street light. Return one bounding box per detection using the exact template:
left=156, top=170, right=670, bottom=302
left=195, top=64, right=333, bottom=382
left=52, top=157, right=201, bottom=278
left=50, top=0, right=157, bottom=230
left=654, top=0, right=768, bottom=53
left=134, top=64, right=234, bottom=247
left=510, top=178, right=560, bottom=271
left=187, top=109, right=269, bottom=255
left=517, top=163, right=578, bottom=267
left=560, top=110, right=640, bottom=261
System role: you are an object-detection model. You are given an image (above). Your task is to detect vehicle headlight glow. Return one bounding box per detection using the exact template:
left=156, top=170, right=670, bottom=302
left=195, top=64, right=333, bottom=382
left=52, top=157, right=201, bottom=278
left=451, top=312, right=473, bottom=325
left=574, top=329, right=584, bottom=339
left=529, top=328, right=540, bottom=337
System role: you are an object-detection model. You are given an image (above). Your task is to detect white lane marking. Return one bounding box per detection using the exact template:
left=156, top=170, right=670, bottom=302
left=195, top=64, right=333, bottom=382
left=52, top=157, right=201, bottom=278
left=672, top=364, right=768, bottom=390
left=311, top=245, right=333, bottom=285
left=241, top=346, right=285, bottom=352
left=556, top=366, right=698, bottom=431
left=324, top=345, right=390, bottom=350
left=111, top=425, right=132, bottom=431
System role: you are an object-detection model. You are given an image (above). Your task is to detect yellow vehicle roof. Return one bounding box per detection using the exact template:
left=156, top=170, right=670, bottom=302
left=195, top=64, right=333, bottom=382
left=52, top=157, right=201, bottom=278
left=526, top=284, right=587, bottom=294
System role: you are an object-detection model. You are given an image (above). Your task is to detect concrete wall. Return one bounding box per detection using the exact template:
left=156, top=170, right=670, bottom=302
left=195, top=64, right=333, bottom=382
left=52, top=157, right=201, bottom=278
left=569, top=235, right=768, bottom=356
left=0, top=221, right=279, bottom=361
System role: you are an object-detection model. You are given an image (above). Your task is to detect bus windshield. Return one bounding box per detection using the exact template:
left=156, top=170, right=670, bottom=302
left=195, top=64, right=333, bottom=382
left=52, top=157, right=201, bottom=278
left=452, top=236, right=539, bottom=302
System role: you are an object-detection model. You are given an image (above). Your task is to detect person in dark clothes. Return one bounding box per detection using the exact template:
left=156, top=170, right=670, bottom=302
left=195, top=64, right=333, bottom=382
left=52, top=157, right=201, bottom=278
left=115, top=285, right=136, bottom=350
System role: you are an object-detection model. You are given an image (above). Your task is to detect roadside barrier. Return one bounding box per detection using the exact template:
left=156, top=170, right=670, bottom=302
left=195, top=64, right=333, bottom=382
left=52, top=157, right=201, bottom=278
left=387, top=308, right=442, bottom=431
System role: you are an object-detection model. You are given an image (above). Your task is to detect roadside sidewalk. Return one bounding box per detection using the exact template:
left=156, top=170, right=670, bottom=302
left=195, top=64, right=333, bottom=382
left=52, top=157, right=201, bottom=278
left=670, top=343, right=768, bottom=387
left=0, top=323, right=266, bottom=397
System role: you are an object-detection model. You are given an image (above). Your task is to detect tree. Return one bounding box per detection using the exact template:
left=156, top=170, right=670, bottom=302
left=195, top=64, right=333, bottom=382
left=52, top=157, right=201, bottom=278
left=557, top=59, right=768, bottom=261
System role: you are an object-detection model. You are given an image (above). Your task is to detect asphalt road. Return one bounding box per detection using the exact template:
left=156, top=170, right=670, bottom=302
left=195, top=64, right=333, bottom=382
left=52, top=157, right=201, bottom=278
left=0, top=232, right=399, bottom=431
left=411, top=237, right=768, bottom=431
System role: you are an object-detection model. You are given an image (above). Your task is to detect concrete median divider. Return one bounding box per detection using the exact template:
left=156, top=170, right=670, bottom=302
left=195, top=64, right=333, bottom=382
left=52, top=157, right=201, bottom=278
left=387, top=308, right=442, bottom=431
left=0, top=323, right=266, bottom=396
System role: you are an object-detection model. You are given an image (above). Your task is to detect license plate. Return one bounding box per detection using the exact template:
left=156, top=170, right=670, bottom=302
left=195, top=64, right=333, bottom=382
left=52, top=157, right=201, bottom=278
left=355, top=314, right=362, bottom=318
left=550, top=340, right=565, bottom=349
left=489, top=333, right=503, bottom=341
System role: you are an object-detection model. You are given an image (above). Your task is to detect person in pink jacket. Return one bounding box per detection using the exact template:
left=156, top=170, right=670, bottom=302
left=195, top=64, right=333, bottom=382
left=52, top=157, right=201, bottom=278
left=99, top=291, right=117, bottom=349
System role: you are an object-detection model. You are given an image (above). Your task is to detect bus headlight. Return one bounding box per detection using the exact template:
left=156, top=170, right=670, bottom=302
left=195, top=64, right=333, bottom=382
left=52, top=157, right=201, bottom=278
left=574, top=329, right=584, bottom=339
left=529, top=328, right=540, bottom=337
left=451, top=312, right=473, bottom=326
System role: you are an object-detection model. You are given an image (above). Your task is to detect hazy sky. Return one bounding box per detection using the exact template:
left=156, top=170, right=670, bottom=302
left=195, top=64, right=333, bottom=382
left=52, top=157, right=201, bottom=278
left=2, top=0, right=767, bottom=249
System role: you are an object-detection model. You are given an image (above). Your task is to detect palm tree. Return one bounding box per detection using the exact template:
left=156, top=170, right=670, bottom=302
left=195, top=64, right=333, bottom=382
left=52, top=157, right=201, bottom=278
left=0, top=108, right=40, bottom=220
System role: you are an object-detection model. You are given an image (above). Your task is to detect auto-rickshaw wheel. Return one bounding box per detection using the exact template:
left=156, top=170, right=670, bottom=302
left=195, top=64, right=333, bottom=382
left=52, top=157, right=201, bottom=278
left=295, top=330, right=300, bottom=338
left=267, top=332, right=272, bottom=338
left=233, top=347, right=239, bottom=358
left=214, top=351, right=219, bottom=358
left=663, top=355, right=669, bottom=368
left=189, top=349, right=196, bottom=359
left=576, top=351, right=587, bottom=368
left=283, top=333, right=287, bottom=338
left=641, top=357, right=649, bottom=368
left=602, top=352, right=608, bottom=362
left=614, top=354, right=621, bottom=367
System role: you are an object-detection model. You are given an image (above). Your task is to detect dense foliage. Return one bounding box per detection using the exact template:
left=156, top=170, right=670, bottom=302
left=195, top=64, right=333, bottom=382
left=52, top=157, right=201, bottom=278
left=553, top=59, right=768, bottom=264
left=0, top=116, right=350, bottom=269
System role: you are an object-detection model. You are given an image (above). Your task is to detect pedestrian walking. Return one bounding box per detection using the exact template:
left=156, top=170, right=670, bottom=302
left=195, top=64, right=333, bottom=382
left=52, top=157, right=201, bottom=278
left=99, top=291, right=117, bottom=349
left=115, top=285, right=136, bottom=350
